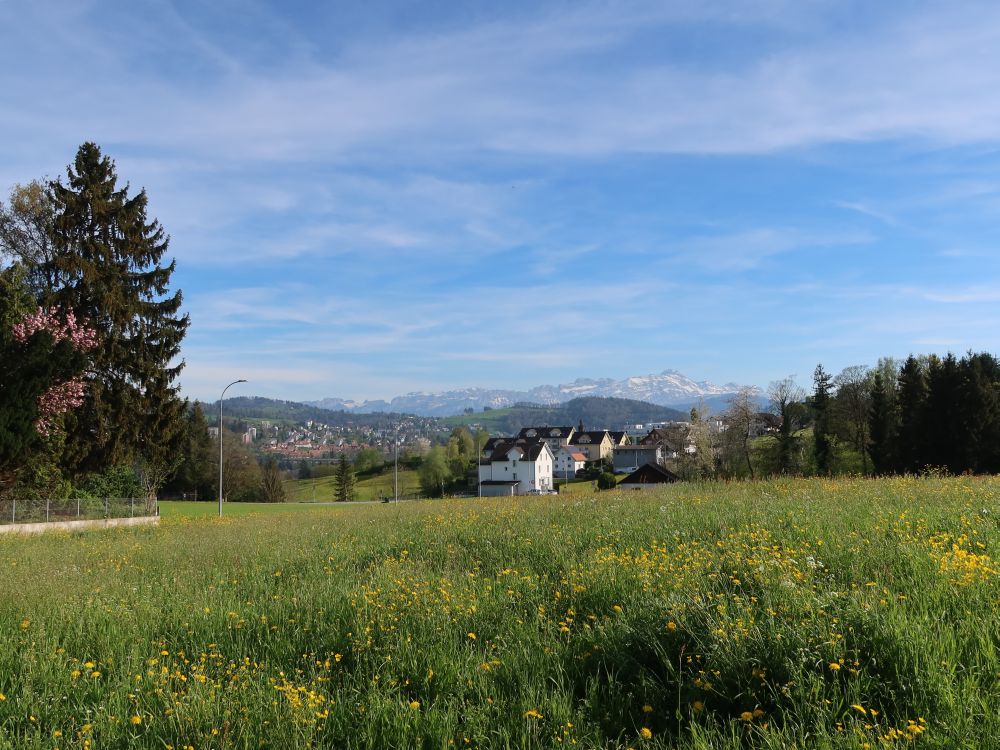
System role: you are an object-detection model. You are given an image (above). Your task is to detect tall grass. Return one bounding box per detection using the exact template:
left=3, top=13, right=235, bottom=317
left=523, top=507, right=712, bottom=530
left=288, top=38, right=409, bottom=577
left=0, top=476, right=996, bottom=748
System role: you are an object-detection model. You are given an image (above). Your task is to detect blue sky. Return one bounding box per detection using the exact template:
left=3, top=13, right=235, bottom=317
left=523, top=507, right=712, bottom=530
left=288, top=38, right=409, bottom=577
left=4, top=0, right=1000, bottom=402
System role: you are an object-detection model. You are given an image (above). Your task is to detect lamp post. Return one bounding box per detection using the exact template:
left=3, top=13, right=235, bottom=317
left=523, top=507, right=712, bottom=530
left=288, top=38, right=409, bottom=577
left=476, top=429, right=483, bottom=498
left=218, top=379, right=247, bottom=517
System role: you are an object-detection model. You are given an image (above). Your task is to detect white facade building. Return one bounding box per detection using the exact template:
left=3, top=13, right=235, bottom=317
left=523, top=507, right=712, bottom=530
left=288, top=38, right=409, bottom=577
left=553, top=447, right=588, bottom=481
left=478, top=440, right=554, bottom=495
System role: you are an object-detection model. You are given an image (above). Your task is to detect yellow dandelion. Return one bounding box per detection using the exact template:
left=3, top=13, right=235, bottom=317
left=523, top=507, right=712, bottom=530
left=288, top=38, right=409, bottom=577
left=409, top=700, right=421, bottom=710
left=639, top=727, right=653, bottom=739
left=130, top=715, right=142, bottom=725
left=740, top=711, right=754, bottom=721
left=828, top=662, right=841, bottom=671
left=467, top=632, right=476, bottom=640
left=0, top=693, right=5, bottom=701
left=666, top=621, right=677, bottom=631
left=692, top=700, right=704, bottom=713
left=851, top=704, right=867, bottom=715
left=524, top=709, right=543, bottom=719
left=90, top=671, right=101, bottom=679
left=642, top=704, right=653, bottom=713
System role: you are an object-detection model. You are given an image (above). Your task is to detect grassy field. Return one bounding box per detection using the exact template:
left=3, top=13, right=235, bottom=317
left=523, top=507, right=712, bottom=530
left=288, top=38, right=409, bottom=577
left=0, top=476, right=998, bottom=748
left=158, top=501, right=352, bottom=518
left=283, top=468, right=422, bottom=503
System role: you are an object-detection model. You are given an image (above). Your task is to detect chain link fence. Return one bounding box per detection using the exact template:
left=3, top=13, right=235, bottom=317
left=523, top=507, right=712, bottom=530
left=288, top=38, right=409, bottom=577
left=0, top=497, right=157, bottom=526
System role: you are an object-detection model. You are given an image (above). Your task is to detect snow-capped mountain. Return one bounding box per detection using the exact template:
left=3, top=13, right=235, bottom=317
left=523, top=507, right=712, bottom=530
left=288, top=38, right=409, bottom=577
left=308, top=370, right=758, bottom=417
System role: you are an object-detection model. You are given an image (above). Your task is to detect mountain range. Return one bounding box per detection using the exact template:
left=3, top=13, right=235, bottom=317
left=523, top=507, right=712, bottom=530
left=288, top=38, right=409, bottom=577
left=307, top=369, right=758, bottom=417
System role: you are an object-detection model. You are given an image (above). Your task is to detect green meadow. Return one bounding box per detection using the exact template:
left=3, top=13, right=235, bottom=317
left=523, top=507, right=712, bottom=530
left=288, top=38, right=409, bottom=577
left=0, top=476, right=997, bottom=749
left=281, top=468, right=422, bottom=503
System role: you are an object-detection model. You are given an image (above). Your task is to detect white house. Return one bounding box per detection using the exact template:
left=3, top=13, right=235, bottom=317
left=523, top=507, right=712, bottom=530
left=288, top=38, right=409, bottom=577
left=553, top=446, right=588, bottom=480
left=478, top=439, right=554, bottom=496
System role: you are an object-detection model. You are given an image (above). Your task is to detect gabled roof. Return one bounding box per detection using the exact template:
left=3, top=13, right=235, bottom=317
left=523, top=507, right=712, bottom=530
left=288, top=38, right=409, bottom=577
left=621, top=462, right=680, bottom=484
left=518, top=426, right=574, bottom=440
left=489, top=439, right=550, bottom=462
left=570, top=430, right=610, bottom=445
left=607, top=431, right=628, bottom=445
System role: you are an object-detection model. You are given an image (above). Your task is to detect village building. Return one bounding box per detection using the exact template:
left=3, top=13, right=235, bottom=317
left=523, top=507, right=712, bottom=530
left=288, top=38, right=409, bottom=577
left=612, top=444, right=665, bottom=473
left=619, top=462, right=680, bottom=490
left=478, top=439, right=554, bottom=496
left=553, top=446, right=588, bottom=480
left=516, top=426, right=576, bottom=454
left=569, top=430, right=615, bottom=462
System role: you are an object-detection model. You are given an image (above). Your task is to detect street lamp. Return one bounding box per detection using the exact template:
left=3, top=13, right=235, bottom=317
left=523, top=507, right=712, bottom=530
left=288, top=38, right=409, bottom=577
left=476, top=429, right=483, bottom=498
left=219, top=379, right=247, bottom=517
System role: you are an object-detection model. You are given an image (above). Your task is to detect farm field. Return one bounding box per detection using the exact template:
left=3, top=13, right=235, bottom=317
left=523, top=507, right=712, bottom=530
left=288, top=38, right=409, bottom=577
left=0, top=477, right=997, bottom=748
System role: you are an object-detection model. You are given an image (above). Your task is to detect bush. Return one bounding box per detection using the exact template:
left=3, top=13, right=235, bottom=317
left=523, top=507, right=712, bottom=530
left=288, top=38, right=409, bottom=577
left=597, top=472, right=617, bottom=490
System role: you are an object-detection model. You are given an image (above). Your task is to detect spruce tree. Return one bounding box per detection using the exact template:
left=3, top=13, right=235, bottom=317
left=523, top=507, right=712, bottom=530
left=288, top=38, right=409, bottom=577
left=867, top=371, right=895, bottom=475
left=812, top=365, right=833, bottom=475
left=923, top=354, right=963, bottom=473
left=895, top=356, right=928, bottom=473
left=44, top=143, right=189, bottom=475
left=960, top=352, right=1000, bottom=473
left=334, top=453, right=355, bottom=502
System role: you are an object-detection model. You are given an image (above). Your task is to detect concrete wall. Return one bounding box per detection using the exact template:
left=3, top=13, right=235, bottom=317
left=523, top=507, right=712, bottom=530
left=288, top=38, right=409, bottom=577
left=0, top=515, right=159, bottom=536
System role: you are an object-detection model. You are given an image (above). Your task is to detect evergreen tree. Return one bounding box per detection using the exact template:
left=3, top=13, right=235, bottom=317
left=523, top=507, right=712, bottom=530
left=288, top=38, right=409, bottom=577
left=334, top=453, right=355, bottom=502
left=164, top=402, right=215, bottom=499
left=867, top=371, right=895, bottom=474
left=923, top=354, right=963, bottom=473
left=44, top=143, right=189, bottom=475
left=812, top=365, right=833, bottom=475
left=959, top=352, right=1000, bottom=473
left=895, top=356, right=928, bottom=473
left=297, top=459, right=312, bottom=480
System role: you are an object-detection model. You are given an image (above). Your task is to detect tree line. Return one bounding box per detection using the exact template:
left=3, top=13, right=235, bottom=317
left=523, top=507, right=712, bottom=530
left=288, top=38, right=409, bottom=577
left=713, top=352, right=1000, bottom=479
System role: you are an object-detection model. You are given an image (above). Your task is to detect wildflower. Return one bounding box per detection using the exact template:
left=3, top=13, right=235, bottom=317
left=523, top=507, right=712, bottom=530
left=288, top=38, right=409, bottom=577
left=130, top=715, right=142, bottom=725
left=613, top=605, right=623, bottom=614
left=0, top=693, right=5, bottom=701
left=666, top=621, right=677, bottom=632
left=20, top=619, right=29, bottom=630
left=692, top=700, right=704, bottom=713
left=90, top=671, right=101, bottom=678
left=828, top=662, right=841, bottom=671
left=524, top=709, right=543, bottom=719
left=639, top=727, right=653, bottom=739
left=409, top=701, right=421, bottom=710
left=467, top=632, right=476, bottom=640
left=53, top=730, right=62, bottom=738
left=851, top=704, right=867, bottom=715
left=740, top=711, right=754, bottom=721
left=642, top=704, right=653, bottom=713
